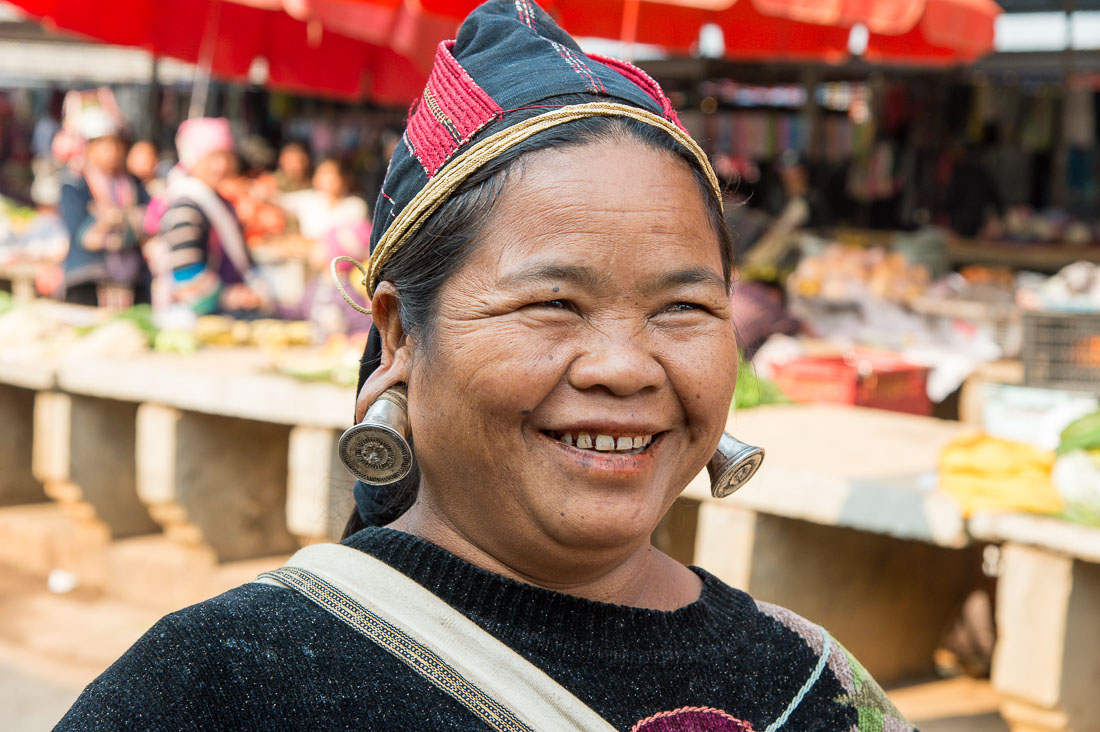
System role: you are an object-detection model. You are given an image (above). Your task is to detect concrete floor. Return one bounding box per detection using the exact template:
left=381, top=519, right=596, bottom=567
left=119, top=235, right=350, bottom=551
left=0, top=563, right=1010, bottom=732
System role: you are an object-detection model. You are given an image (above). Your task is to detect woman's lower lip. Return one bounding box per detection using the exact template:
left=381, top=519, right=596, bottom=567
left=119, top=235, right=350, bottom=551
left=537, top=431, right=658, bottom=477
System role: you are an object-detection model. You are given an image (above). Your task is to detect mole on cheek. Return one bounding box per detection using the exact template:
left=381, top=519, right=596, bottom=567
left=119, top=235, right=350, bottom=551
left=521, top=408, right=532, bottom=415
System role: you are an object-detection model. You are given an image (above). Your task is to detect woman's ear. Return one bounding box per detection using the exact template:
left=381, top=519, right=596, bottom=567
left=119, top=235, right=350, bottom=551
left=354, top=281, right=412, bottom=422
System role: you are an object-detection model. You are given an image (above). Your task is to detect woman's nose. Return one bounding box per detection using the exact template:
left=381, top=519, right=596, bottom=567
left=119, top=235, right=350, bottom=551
left=567, top=331, right=665, bottom=397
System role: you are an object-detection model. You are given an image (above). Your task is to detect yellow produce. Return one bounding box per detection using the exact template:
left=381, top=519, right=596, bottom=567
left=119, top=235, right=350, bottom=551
left=939, top=434, right=1062, bottom=516
left=193, top=316, right=237, bottom=346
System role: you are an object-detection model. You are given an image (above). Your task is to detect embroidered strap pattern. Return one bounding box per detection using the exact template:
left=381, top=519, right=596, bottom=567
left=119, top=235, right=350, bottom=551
left=259, top=567, right=534, bottom=732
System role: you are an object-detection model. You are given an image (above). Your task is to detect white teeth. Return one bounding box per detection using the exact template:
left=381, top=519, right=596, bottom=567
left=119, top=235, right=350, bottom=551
left=555, top=431, right=654, bottom=451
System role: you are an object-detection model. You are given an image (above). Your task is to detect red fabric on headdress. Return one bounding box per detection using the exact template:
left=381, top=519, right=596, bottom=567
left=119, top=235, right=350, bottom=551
left=406, top=41, right=503, bottom=177
left=585, top=54, right=685, bottom=134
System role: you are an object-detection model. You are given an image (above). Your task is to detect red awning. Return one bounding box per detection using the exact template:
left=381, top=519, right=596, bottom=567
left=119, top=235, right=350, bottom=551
left=754, top=0, right=1001, bottom=63
left=8, top=0, right=427, bottom=102
left=262, top=0, right=998, bottom=68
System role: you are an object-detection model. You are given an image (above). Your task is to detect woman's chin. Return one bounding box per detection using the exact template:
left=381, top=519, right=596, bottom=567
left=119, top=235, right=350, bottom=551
left=537, top=500, right=665, bottom=552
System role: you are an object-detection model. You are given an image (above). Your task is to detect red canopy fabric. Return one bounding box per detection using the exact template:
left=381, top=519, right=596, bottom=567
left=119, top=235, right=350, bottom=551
left=249, top=0, right=855, bottom=70
left=9, top=0, right=427, bottom=102
left=263, top=0, right=997, bottom=69
left=754, top=0, right=1001, bottom=63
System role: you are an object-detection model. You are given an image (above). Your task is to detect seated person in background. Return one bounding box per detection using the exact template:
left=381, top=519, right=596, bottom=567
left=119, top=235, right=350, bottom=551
left=59, top=108, right=150, bottom=308
left=151, top=118, right=266, bottom=315
left=279, top=157, right=369, bottom=239
left=279, top=156, right=370, bottom=271
left=273, top=140, right=312, bottom=194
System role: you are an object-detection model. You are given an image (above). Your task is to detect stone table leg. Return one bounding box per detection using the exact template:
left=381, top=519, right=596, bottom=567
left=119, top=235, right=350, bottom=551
left=7, top=392, right=155, bottom=587
left=0, top=383, right=45, bottom=505
left=287, top=426, right=355, bottom=545
left=992, top=543, right=1100, bottom=732
left=125, top=404, right=297, bottom=610
left=692, top=501, right=983, bottom=684
left=136, top=403, right=296, bottom=562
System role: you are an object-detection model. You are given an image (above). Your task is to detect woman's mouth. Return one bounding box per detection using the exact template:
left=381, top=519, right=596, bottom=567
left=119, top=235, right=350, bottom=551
left=542, top=430, right=655, bottom=455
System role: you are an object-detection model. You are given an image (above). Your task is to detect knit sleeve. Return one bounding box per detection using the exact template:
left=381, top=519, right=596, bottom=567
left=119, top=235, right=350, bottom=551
left=158, top=201, right=210, bottom=275
left=52, top=615, right=202, bottom=731
left=753, top=599, right=917, bottom=732
left=829, top=637, right=917, bottom=732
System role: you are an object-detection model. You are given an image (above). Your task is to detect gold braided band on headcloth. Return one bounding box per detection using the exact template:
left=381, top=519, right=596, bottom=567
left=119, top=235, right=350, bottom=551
left=334, top=0, right=721, bottom=314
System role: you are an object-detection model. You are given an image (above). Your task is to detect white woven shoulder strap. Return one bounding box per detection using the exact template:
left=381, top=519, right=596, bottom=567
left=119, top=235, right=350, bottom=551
left=255, top=543, right=617, bottom=732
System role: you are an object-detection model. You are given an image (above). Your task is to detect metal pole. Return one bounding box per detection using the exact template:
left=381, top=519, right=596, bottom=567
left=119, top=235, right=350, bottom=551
left=146, top=54, right=160, bottom=142
left=188, top=0, right=222, bottom=119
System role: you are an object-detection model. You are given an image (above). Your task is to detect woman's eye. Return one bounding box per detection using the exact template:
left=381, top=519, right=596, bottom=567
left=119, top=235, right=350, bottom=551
left=664, top=302, right=703, bottom=313
left=532, top=299, right=569, bottom=310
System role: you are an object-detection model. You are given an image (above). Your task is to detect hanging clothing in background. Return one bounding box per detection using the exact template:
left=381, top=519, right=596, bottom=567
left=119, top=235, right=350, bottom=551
left=945, top=152, right=1002, bottom=237
left=984, top=145, right=1032, bottom=208
left=1063, top=84, right=1097, bottom=148
left=716, top=111, right=733, bottom=158
left=1021, top=88, right=1056, bottom=153
left=1066, top=147, right=1098, bottom=220
left=848, top=140, right=895, bottom=203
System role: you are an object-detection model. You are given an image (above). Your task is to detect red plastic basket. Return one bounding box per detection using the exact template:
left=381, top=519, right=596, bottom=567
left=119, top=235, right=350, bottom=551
left=772, top=354, right=932, bottom=415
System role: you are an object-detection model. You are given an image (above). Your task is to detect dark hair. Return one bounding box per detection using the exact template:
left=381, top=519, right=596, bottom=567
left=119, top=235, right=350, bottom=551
left=343, top=106, right=733, bottom=539
left=318, top=156, right=354, bottom=180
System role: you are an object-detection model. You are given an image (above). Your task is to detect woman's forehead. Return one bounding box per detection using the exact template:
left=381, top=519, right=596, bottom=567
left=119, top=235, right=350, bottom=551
left=492, top=142, right=713, bottom=241
left=460, top=144, right=723, bottom=289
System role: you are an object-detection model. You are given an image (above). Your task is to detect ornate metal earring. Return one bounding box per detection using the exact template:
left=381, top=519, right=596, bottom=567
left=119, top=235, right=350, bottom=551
left=707, top=433, right=765, bottom=498
left=338, top=384, right=413, bottom=485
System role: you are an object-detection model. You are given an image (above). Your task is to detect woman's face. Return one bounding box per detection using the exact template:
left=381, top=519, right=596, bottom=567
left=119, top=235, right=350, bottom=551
left=86, top=136, right=125, bottom=174
left=313, top=161, right=348, bottom=198
left=190, top=150, right=237, bottom=189
left=127, top=142, right=158, bottom=182
left=406, top=137, right=738, bottom=572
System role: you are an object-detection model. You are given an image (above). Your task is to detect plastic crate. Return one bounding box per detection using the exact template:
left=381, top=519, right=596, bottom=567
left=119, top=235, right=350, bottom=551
left=910, top=296, right=1023, bottom=358
left=771, top=354, right=932, bottom=416
left=1022, top=311, right=1100, bottom=394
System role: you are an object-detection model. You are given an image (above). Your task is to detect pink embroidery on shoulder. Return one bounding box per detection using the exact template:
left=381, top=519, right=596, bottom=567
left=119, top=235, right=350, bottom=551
left=632, top=706, right=755, bottom=732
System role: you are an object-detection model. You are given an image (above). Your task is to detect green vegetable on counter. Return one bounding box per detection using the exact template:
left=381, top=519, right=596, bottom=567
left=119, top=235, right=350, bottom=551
left=733, top=355, right=789, bottom=410
left=1057, top=411, right=1100, bottom=455
left=112, top=304, right=159, bottom=345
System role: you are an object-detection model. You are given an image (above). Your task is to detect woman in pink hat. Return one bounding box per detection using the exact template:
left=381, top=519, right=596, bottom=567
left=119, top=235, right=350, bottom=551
left=150, top=117, right=266, bottom=315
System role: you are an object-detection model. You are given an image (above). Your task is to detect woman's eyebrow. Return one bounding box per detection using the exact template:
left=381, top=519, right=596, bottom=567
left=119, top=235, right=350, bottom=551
left=497, top=263, right=610, bottom=290
left=642, top=267, right=727, bottom=295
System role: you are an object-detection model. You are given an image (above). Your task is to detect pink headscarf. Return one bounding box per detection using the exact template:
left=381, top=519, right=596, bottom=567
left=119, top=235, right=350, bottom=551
left=176, top=117, right=235, bottom=172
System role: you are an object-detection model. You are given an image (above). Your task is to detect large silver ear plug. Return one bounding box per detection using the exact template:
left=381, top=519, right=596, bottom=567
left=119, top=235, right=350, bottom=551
left=707, top=433, right=765, bottom=498
left=338, top=384, right=413, bottom=485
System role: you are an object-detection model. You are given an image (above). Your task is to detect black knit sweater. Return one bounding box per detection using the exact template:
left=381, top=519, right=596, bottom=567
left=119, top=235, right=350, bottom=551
left=56, top=528, right=913, bottom=731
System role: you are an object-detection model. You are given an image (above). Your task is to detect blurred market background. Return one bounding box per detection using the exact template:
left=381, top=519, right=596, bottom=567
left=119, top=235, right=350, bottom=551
left=0, top=0, right=1099, bottom=730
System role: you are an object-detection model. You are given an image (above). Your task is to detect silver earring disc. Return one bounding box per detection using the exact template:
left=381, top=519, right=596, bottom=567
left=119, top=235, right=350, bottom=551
left=710, top=449, right=764, bottom=498
left=338, top=422, right=413, bottom=485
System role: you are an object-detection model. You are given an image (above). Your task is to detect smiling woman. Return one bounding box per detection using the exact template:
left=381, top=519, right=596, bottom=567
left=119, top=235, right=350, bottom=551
left=54, top=2, right=913, bottom=731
